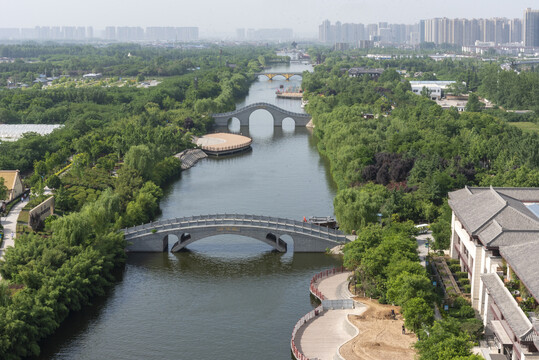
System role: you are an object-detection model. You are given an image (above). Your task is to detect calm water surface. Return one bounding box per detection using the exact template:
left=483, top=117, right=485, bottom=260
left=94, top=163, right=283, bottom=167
left=38, top=61, right=342, bottom=360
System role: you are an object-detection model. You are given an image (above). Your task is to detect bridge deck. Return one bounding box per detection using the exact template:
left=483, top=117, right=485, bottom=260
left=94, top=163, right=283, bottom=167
left=124, top=214, right=346, bottom=243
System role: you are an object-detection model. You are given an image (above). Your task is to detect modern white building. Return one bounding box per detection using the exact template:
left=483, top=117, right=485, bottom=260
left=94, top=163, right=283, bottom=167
left=449, top=186, right=539, bottom=360
left=410, top=80, right=456, bottom=100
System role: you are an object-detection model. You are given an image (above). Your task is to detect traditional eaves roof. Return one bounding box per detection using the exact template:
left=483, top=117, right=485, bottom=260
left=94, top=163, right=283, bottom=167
left=500, top=244, right=539, bottom=302
left=449, top=186, right=539, bottom=304
left=0, top=170, right=19, bottom=191
left=481, top=273, right=535, bottom=342
left=448, top=186, right=507, bottom=235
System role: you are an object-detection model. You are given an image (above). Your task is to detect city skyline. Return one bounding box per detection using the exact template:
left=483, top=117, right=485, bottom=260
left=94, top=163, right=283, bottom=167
left=1, top=0, right=535, bottom=37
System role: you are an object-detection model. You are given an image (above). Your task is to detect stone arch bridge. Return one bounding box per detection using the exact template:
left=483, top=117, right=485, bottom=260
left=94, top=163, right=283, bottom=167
left=212, top=102, right=311, bottom=127
left=255, top=72, right=303, bottom=80
left=123, top=214, right=348, bottom=253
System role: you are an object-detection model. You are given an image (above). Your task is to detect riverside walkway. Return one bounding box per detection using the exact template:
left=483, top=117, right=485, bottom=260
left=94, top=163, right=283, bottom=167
left=0, top=199, right=25, bottom=261
left=292, top=270, right=366, bottom=360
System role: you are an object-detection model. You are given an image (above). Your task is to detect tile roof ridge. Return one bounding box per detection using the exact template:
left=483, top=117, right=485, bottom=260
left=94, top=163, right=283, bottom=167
left=473, top=201, right=507, bottom=236
left=490, top=185, right=507, bottom=205
left=484, top=220, right=503, bottom=246
left=501, top=196, right=539, bottom=228
left=490, top=273, right=534, bottom=339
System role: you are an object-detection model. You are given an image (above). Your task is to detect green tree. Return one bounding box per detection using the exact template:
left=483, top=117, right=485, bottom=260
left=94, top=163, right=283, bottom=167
left=402, top=297, right=434, bottom=333
left=124, top=144, right=154, bottom=180
left=334, top=183, right=390, bottom=232
left=386, top=272, right=435, bottom=306
left=415, top=318, right=476, bottom=360
left=46, top=174, right=61, bottom=190
left=465, top=93, right=481, bottom=112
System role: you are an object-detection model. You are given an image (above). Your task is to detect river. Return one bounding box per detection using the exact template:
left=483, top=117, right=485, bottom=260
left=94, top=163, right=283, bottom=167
left=37, top=61, right=342, bottom=360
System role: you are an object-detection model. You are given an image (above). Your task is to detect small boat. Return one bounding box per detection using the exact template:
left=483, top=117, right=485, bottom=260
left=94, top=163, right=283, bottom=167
left=305, top=216, right=338, bottom=229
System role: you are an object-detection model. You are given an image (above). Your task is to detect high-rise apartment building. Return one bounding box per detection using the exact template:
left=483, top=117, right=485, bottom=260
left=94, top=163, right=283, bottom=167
left=524, top=8, right=539, bottom=47
left=420, top=14, right=530, bottom=46
left=509, top=19, right=522, bottom=43
left=319, top=20, right=416, bottom=45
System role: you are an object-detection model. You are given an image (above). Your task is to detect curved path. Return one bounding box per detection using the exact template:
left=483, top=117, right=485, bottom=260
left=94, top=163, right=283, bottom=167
left=295, top=272, right=366, bottom=360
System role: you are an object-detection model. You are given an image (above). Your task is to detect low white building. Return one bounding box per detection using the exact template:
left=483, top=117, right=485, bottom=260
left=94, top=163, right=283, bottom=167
left=449, top=186, right=539, bottom=360
left=0, top=124, right=64, bottom=142
left=410, top=80, right=457, bottom=100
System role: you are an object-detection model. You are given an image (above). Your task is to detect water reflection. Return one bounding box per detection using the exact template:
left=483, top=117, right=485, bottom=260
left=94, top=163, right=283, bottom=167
left=37, top=61, right=340, bottom=360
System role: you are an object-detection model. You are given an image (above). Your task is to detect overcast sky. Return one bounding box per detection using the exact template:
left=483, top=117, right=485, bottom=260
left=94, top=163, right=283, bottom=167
left=1, top=0, right=535, bottom=37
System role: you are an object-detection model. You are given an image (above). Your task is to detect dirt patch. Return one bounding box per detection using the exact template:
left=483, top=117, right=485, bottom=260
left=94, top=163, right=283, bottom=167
left=340, top=297, right=417, bottom=360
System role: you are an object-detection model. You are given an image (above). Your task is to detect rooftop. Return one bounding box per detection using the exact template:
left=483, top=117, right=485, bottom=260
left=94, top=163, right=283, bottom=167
left=0, top=170, right=19, bottom=191
left=0, top=124, right=64, bottom=142
left=449, top=186, right=539, bottom=303
left=481, top=273, right=534, bottom=342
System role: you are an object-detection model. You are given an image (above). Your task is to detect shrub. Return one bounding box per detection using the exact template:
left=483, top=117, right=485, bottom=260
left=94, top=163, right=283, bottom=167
left=449, top=264, right=461, bottom=273
left=463, top=284, right=471, bottom=293
left=455, top=271, right=468, bottom=279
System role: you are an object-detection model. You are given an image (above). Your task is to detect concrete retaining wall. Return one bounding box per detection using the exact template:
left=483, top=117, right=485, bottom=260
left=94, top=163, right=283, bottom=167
left=28, top=196, right=54, bottom=230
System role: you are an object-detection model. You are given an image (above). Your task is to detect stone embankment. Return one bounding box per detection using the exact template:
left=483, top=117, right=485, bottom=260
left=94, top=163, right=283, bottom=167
left=174, top=148, right=208, bottom=170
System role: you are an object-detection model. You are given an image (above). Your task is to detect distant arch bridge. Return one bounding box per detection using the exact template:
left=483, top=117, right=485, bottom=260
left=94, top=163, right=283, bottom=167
left=212, top=102, right=311, bottom=127
left=123, top=214, right=348, bottom=253
left=255, top=72, right=303, bottom=80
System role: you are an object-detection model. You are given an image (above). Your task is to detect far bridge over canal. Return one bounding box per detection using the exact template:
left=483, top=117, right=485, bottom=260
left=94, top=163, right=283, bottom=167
left=123, top=214, right=348, bottom=253
left=255, top=72, right=303, bottom=80
left=212, top=102, right=311, bottom=127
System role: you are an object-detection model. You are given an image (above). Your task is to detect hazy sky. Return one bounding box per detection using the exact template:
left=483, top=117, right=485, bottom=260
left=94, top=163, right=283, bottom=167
left=2, top=0, right=535, bottom=37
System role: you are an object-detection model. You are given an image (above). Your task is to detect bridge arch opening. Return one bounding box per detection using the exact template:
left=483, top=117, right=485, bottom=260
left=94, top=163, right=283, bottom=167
left=248, top=109, right=274, bottom=137
left=281, top=117, right=296, bottom=133
left=172, top=234, right=285, bottom=255
left=227, top=117, right=241, bottom=133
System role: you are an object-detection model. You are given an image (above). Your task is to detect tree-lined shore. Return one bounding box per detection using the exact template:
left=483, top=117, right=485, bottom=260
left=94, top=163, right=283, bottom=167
left=303, top=50, right=539, bottom=360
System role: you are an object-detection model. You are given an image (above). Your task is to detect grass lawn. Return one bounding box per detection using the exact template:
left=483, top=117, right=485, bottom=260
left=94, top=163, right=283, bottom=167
left=17, top=210, right=29, bottom=224
left=509, top=122, right=539, bottom=134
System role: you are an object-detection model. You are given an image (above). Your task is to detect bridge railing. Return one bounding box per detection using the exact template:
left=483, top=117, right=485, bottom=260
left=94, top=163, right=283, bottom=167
left=123, top=214, right=347, bottom=242
left=212, top=102, right=310, bottom=118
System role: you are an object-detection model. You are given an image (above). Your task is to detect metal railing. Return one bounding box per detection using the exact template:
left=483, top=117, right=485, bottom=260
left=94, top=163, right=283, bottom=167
left=123, top=214, right=347, bottom=243
left=212, top=102, right=311, bottom=119
left=310, top=266, right=347, bottom=301
left=291, top=267, right=347, bottom=360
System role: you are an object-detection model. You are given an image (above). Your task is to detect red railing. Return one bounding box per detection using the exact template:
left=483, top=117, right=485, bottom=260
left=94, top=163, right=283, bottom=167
left=290, top=266, right=347, bottom=360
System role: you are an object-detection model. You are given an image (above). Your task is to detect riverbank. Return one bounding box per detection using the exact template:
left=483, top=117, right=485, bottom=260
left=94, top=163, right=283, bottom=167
left=174, top=148, right=208, bottom=170
left=292, top=270, right=364, bottom=360
left=292, top=270, right=417, bottom=360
